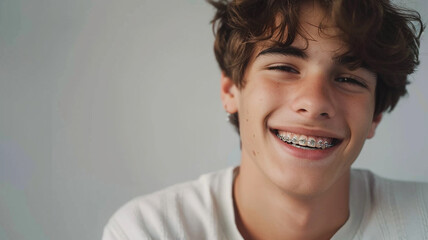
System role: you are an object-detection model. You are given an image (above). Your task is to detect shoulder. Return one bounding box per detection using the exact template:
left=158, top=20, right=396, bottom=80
left=102, top=167, right=236, bottom=240
left=353, top=169, right=428, bottom=202
left=351, top=169, right=428, bottom=239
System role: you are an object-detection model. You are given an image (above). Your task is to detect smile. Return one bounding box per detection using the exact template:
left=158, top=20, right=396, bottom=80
left=273, top=130, right=341, bottom=150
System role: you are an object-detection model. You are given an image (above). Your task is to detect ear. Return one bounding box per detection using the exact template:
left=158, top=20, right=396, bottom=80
left=220, top=72, right=239, bottom=114
left=367, top=113, right=382, bottom=139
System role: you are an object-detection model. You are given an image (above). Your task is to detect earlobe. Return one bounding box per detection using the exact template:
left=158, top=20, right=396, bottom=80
left=220, top=72, right=239, bottom=114
left=367, top=113, right=383, bottom=139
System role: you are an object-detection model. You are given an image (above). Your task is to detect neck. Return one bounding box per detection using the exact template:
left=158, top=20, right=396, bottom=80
left=233, top=158, right=350, bottom=240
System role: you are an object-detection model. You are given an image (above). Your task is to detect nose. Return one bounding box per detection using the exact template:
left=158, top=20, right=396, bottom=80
left=290, top=73, right=336, bottom=120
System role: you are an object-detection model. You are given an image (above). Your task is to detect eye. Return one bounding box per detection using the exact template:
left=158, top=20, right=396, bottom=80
left=335, top=76, right=368, bottom=89
left=267, top=65, right=300, bottom=74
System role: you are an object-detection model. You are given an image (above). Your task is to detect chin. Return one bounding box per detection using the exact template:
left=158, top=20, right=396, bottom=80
left=268, top=162, right=349, bottom=198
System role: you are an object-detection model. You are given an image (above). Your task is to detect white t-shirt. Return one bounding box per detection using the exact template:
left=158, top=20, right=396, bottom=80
left=103, top=167, right=428, bottom=240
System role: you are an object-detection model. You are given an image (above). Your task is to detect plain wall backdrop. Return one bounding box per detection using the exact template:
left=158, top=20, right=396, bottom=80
left=0, top=0, right=427, bottom=239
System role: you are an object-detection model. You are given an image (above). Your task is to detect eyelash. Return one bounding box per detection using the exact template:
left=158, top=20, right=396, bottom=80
left=268, top=65, right=368, bottom=89
left=267, top=65, right=299, bottom=74
left=335, top=77, right=368, bottom=88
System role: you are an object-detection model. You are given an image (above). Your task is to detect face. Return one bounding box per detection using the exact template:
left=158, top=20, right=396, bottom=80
left=221, top=3, right=381, bottom=197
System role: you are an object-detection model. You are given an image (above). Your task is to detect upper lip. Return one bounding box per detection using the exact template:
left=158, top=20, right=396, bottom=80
left=270, top=126, right=344, bottom=140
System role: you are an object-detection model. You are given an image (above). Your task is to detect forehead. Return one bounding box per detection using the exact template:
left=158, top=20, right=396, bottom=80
left=298, top=1, right=345, bottom=48
left=252, top=2, right=350, bottom=64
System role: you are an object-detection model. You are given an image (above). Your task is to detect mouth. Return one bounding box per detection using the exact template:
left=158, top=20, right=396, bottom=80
left=270, top=129, right=342, bottom=150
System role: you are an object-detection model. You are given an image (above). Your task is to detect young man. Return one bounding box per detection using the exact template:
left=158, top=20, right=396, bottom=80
left=103, top=0, right=427, bottom=239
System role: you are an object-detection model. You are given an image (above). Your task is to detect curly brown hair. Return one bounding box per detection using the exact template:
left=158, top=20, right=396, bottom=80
left=208, top=0, right=424, bottom=134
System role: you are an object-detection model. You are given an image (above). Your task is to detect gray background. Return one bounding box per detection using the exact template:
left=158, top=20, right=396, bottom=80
left=0, top=0, right=427, bottom=239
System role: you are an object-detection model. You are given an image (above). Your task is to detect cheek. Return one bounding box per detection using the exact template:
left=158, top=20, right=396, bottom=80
left=343, top=96, right=376, bottom=140
left=237, top=81, right=284, bottom=146
left=240, top=81, right=284, bottom=116
left=254, top=81, right=286, bottom=110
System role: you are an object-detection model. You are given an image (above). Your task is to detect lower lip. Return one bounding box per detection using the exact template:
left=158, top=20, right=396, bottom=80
left=271, top=131, right=340, bottom=161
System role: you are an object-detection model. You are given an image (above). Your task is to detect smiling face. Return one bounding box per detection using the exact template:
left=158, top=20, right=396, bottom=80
left=221, top=3, right=381, bottom=197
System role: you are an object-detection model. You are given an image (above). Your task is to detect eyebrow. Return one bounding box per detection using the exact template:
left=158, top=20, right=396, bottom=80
left=258, top=46, right=356, bottom=66
left=256, top=46, right=308, bottom=59
left=257, top=46, right=375, bottom=75
left=335, top=55, right=374, bottom=74
left=335, top=55, right=359, bottom=66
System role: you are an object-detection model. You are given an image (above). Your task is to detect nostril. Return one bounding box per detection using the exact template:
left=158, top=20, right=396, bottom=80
left=297, top=108, right=333, bottom=119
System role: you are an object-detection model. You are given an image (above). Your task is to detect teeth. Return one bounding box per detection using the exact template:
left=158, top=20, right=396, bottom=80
left=324, top=138, right=333, bottom=149
left=317, top=139, right=324, bottom=149
left=286, top=132, right=292, bottom=143
left=323, top=138, right=329, bottom=149
left=299, top=135, right=307, bottom=146
left=307, top=137, right=316, bottom=147
left=276, top=131, right=336, bottom=149
left=291, top=134, right=299, bottom=144
left=277, top=132, right=291, bottom=142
